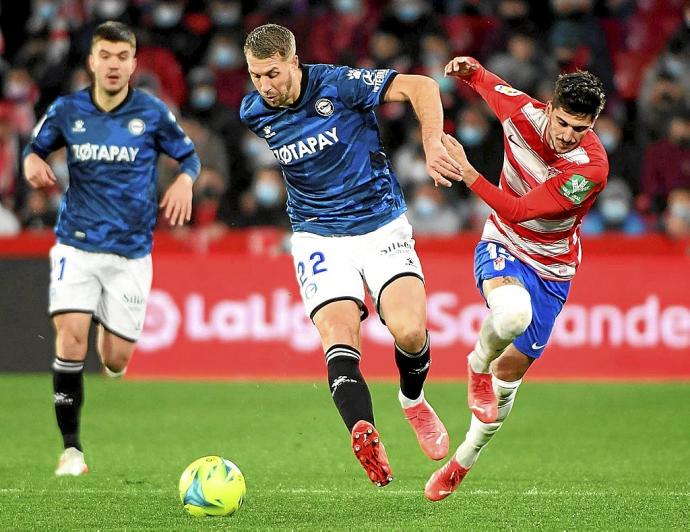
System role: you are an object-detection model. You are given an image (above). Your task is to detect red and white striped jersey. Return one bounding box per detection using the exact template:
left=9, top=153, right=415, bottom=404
left=463, top=63, right=609, bottom=281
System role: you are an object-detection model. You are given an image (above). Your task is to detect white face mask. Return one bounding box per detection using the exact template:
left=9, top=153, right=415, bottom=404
left=600, top=198, right=629, bottom=224
left=96, top=0, right=126, bottom=19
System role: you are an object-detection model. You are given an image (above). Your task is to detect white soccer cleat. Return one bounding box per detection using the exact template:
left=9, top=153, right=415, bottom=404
left=55, top=447, right=89, bottom=476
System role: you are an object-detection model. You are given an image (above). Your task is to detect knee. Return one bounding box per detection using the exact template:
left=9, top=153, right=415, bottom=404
left=390, top=321, right=426, bottom=353
left=383, top=306, right=426, bottom=352
left=99, top=344, right=134, bottom=374
left=487, top=285, right=532, bottom=341
left=315, top=316, right=360, bottom=347
left=56, top=330, right=88, bottom=358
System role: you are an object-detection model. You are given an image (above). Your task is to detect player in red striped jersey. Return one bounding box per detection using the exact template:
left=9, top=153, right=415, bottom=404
left=425, top=57, right=608, bottom=501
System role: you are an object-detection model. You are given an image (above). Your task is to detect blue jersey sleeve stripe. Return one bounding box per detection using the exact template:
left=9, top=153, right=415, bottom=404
left=378, top=72, right=398, bottom=106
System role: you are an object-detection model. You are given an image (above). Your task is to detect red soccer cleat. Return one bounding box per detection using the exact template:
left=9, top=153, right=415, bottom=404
left=402, top=399, right=449, bottom=460
left=467, top=359, right=498, bottom=423
left=351, top=420, right=393, bottom=487
left=424, top=458, right=471, bottom=501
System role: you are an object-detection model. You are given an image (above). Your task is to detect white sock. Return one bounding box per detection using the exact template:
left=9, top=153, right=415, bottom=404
left=454, top=377, right=522, bottom=468
left=104, top=365, right=126, bottom=378
left=398, top=389, right=425, bottom=409
left=468, top=315, right=514, bottom=373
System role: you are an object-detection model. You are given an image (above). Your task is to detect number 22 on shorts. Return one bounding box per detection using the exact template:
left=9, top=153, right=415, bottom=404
left=297, top=251, right=327, bottom=298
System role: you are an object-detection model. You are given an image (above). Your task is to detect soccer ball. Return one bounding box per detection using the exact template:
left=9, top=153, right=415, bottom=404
left=178, top=456, right=246, bottom=517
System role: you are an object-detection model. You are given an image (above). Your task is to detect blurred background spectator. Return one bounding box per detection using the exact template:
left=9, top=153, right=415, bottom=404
left=0, top=0, right=687, bottom=239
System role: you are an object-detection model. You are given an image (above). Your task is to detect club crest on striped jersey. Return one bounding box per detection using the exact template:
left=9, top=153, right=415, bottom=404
left=494, top=84, right=523, bottom=96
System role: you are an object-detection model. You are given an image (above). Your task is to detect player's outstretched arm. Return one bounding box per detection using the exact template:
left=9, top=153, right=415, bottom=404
left=160, top=173, right=194, bottom=226
left=384, top=74, right=463, bottom=187
left=23, top=153, right=57, bottom=189
left=441, top=134, right=568, bottom=222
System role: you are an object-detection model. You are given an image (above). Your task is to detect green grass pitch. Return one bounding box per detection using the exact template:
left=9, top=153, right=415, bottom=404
left=1, top=375, right=688, bottom=530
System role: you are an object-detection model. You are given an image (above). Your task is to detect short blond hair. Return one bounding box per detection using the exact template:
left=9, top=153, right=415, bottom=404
left=244, top=24, right=296, bottom=60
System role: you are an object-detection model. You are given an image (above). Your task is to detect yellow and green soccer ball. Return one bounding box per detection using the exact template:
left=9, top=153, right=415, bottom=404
left=178, top=456, right=246, bottom=517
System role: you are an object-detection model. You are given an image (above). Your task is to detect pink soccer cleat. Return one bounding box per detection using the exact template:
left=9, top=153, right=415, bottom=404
left=424, top=458, right=471, bottom=501
left=467, top=360, right=498, bottom=423
left=402, top=399, right=449, bottom=460
left=351, top=420, right=393, bottom=487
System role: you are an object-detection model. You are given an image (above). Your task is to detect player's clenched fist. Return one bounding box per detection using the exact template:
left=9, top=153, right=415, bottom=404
left=23, top=153, right=57, bottom=189
left=444, top=56, right=479, bottom=78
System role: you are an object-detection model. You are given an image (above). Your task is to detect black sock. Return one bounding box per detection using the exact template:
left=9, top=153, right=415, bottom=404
left=52, top=357, right=84, bottom=451
left=326, top=344, right=374, bottom=432
left=395, top=332, right=431, bottom=401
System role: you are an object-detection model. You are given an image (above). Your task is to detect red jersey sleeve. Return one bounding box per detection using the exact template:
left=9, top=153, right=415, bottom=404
left=469, top=175, right=570, bottom=222
left=461, top=58, right=539, bottom=122
left=469, top=163, right=608, bottom=222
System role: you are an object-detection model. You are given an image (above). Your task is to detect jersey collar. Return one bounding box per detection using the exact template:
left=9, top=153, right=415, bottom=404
left=89, top=85, right=134, bottom=113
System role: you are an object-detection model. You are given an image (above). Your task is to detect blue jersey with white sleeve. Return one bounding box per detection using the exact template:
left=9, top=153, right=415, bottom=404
left=240, top=64, right=406, bottom=236
left=24, top=87, right=200, bottom=258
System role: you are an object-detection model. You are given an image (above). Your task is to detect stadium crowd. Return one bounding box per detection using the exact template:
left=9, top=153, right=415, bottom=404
left=0, top=0, right=689, bottom=239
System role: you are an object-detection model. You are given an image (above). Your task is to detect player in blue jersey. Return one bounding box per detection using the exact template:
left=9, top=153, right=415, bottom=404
left=22, top=21, right=200, bottom=476
left=241, top=24, right=464, bottom=487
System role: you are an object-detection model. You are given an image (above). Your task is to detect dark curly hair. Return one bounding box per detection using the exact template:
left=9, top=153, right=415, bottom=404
left=553, top=71, right=606, bottom=119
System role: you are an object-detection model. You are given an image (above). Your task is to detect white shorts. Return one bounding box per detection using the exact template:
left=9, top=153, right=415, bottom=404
left=290, top=214, right=424, bottom=321
left=48, top=243, right=152, bottom=341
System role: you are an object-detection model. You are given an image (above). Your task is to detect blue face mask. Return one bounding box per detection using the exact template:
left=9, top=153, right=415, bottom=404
left=598, top=131, right=619, bottom=152
left=255, top=181, right=282, bottom=207
left=335, top=0, right=361, bottom=13
left=396, top=5, right=422, bottom=22
left=665, top=57, right=685, bottom=78
left=457, top=125, right=486, bottom=147
left=39, top=2, right=57, bottom=19
left=600, top=199, right=629, bottom=224
left=413, top=196, right=438, bottom=218
left=211, top=46, right=239, bottom=69
left=191, top=87, right=216, bottom=110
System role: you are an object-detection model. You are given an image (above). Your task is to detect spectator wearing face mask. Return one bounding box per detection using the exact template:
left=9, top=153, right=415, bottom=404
left=638, top=112, right=690, bottom=217
left=593, top=114, right=641, bottom=195
left=307, top=0, right=377, bottom=65
left=205, top=34, right=246, bottom=108
left=141, top=0, right=205, bottom=71
left=453, top=104, right=503, bottom=200
left=2, top=68, right=39, bottom=139
left=486, top=27, right=558, bottom=95
left=378, top=0, right=442, bottom=63
left=664, top=187, right=690, bottom=239
left=234, top=166, right=290, bottom=229
left=638, top=46, right=690, bottom=144
left=183, top=66, right=241, bottom=145
left=581, top=177, right=646, bottom=235
left=406, top=182, right=463, bottom=235
left=208, top=0, right=242, bottom=32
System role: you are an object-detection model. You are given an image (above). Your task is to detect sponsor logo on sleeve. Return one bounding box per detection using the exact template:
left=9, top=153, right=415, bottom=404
left=559, top=174, right=596, bottom=205
left=494, top=84, right=523, bottom=96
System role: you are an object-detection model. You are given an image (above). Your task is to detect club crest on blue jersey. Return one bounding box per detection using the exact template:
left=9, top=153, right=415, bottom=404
left=128, top=118, right=145, bottom=135
left=315, top=98, right=334, bottom=117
